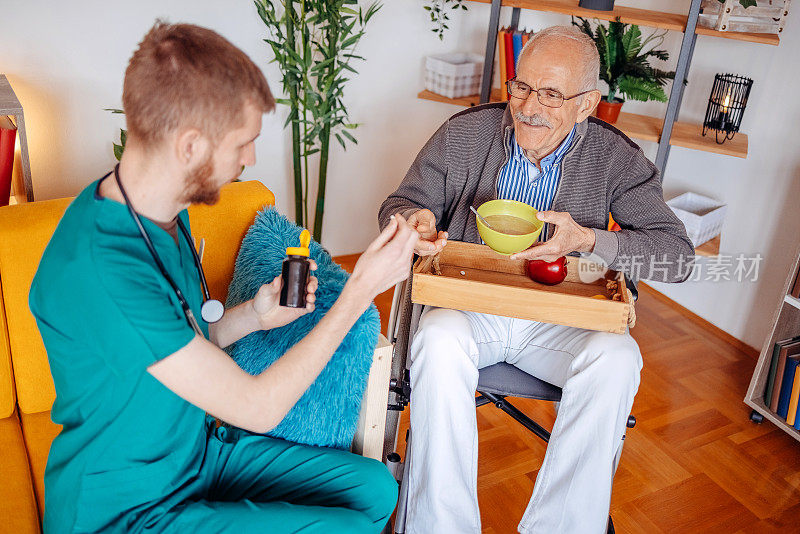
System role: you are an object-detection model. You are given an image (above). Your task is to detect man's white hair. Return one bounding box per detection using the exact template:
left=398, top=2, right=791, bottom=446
left=519, top=25, right=600, bottom=93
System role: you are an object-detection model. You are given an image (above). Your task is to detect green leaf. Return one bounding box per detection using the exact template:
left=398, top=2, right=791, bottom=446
left=113, top=143, right=123, bottom=161
left=646, top=49, right=669, bottom=61
left=340, top=129, right=357, bottom=144
left=334, top=132, right=346, bottom=149
left=341, top=34, right=360, bottom=48
left=617, top=75, right=668, bottom=102
left=739, top=0, right=757, bottom=8
left=120, top=129, right=127, bottom=146
left=621, top=24, right=642, bottom=60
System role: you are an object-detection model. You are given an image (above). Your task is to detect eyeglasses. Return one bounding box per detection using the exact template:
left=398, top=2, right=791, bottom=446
left=505, top=78, right=594, bottom=108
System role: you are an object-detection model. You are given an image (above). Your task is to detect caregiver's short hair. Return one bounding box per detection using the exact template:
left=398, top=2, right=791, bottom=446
left=122, top=21, right=275, bottom=147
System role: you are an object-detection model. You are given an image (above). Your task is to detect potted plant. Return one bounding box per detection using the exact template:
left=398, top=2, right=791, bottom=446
left=572, top=17, right=676, bottom=124
left=255, top=0, right=381, bottom=242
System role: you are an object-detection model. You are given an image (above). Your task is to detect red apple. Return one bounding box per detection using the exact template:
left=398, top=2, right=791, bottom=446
left=526, top=257, right=568, bottom=285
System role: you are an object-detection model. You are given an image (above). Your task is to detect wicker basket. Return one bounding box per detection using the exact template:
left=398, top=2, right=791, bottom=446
left=698, top=0, right=791, bottom=34
left=667, top=192, right=728, bottom=247
left=424, top=53, right=482, bottom=99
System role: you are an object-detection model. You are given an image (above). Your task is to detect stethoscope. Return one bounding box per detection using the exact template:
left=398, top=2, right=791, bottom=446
left=113, top=164, right=225, bottom=336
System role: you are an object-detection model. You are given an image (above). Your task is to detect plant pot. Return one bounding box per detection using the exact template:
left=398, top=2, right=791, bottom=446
left=596, top=98, right=624, bottom=124
left=578, top=0, right=615, bottom=11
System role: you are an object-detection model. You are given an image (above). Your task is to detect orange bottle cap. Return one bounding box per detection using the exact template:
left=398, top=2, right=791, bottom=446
left=286, top=229, right=311, bottom=257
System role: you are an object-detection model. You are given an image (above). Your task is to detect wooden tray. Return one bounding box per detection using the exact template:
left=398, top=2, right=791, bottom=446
left=411, top=242, right=631, bottom=334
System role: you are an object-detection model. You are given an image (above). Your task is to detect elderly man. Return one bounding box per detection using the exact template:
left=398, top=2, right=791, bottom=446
left=378, top=26, right=694, bottom=533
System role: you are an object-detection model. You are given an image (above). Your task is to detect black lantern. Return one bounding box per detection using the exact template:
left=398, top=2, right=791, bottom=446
left=702, top=73, right=753, bottom=144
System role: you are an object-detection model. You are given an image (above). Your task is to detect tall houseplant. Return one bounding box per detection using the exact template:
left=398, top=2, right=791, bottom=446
left=573, top=17, right=676, bottom=124
left=255, top=0, right=380, bottom=242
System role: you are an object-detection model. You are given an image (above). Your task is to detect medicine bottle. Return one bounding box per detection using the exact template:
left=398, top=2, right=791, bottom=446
left=280, top=229, right=311, bottom=308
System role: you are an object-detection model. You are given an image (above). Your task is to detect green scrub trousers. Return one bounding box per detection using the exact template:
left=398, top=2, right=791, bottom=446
left=138, top=420, right=398, bottom=533
left=29, top=178, right=396, bottom=533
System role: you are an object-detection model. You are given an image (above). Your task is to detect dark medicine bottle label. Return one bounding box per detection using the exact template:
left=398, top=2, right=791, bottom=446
left=279, top=255, right=310, bottom=308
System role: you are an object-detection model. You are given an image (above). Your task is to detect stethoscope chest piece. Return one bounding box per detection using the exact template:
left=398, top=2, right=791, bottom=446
left=201, top=299, right=225, bottom=324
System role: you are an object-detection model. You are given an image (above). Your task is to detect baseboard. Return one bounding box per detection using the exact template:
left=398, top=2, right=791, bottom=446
left=638, top=282, right=759, bottom=359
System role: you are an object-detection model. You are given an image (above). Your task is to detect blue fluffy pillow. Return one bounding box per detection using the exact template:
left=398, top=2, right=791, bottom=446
left=224, top=207, right=379, bottom=449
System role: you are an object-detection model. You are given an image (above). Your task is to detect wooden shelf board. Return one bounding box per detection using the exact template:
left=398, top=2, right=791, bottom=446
left=745, top=397, right=800, bottom=440
left=695, top=26, right=780, bottom=46
left=416, top=90, right=485, bottom=108
left=612, top=111, right=662, bottom=143
left=466, top=0, right=780, bottom=46
left=670, top=122, right=748, bottom=158
left=469, top=0, right=685, bottom=31
left=786, top=294, right=800, bottom=311
left=695, top=234, right=721, bottom=257
left=417, top=91, right=748, bottom=158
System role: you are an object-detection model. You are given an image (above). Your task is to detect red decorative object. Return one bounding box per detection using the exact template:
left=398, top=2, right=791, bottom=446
left=0, top=116, right=17, bottom=207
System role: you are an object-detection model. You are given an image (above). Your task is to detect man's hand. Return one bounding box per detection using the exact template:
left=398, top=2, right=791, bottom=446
left=509, top=210, right=595, bottom=262
left=252, top=261, right=319, bottom=330
left=348, top=213, right=419, bottom=302
left=407, top=209, right=447, bottom=257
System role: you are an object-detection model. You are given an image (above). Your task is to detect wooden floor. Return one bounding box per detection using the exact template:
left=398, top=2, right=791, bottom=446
left=334, top=255, right=800, bottom=533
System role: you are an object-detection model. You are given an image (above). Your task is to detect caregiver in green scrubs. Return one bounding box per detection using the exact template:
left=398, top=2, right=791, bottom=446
left=29, top=22, right=417, bottom=533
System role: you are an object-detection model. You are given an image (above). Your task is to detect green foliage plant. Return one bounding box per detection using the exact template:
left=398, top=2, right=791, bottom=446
left=424, top=0, right=467, bottom=40
left=105, top=108, right=126, bottom=161
left=572, top=17, right=676, bottom=104
left=255, top=0, right=381, bottom=242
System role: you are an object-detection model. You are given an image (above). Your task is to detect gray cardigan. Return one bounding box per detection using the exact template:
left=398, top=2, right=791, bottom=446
left=378, top=102, right=695, bottom=297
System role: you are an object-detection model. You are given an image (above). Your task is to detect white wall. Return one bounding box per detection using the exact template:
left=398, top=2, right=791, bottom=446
left=3, top=0, right=799, bottom=349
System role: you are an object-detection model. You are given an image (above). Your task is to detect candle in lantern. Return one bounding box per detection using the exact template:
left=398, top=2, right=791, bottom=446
left=719, top=91, right=731, bottom=130
left=703, top=73, right=752, bottom=145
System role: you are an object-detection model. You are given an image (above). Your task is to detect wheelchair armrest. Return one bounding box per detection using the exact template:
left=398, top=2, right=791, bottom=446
left=351, top=334, right=394, bottom=461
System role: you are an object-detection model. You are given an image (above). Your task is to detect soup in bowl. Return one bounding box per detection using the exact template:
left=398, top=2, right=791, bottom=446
left=476, top=199, right=544, bottom=255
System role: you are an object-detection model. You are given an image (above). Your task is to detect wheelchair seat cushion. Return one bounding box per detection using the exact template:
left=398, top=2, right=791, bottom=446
left=477, top=362, right=562, bottom=402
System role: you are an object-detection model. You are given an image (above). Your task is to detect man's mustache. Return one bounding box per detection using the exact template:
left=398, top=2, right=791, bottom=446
left=514, top=111, right=552, bottom=128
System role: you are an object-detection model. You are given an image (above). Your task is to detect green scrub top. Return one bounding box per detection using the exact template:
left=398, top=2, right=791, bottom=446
left=29, top=176, right=211, bottom=533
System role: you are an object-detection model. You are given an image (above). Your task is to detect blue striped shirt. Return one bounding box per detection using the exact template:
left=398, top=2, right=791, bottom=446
left=496, top=125, right=576, bottom=241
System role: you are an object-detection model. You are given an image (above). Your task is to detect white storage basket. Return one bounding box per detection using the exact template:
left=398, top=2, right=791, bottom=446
left=424, top=53, right=482, bottom=99
left=667, top=192, right=728, bottom=247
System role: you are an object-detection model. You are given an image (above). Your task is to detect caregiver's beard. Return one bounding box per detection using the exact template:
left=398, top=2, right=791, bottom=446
left=181, top=153, right=218, bottom=206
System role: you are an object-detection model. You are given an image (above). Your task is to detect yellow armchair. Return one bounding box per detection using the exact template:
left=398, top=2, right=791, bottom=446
left=0, top=179, right=391, bottom=533
left=0, top=180, right=275, bottom=530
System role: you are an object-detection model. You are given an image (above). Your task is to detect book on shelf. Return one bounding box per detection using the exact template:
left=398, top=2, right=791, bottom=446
left=496, top=29, right=535, bottom=101
left=766, top=336, right=800, bottom=411
left=787, top=363, right=800, bottom=426
left=498, top=28, right=508, bottom=102
left=512, top=32, right=523, bottom=70
left=777, top=355, right=800, bottom=419
left=503, top=31, right=515, bottom=82
left=0, top=115, right=17, bottom=207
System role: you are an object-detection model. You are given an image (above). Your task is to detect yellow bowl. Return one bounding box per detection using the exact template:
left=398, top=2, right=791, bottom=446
left=476, top=199, right=543, bottom=255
